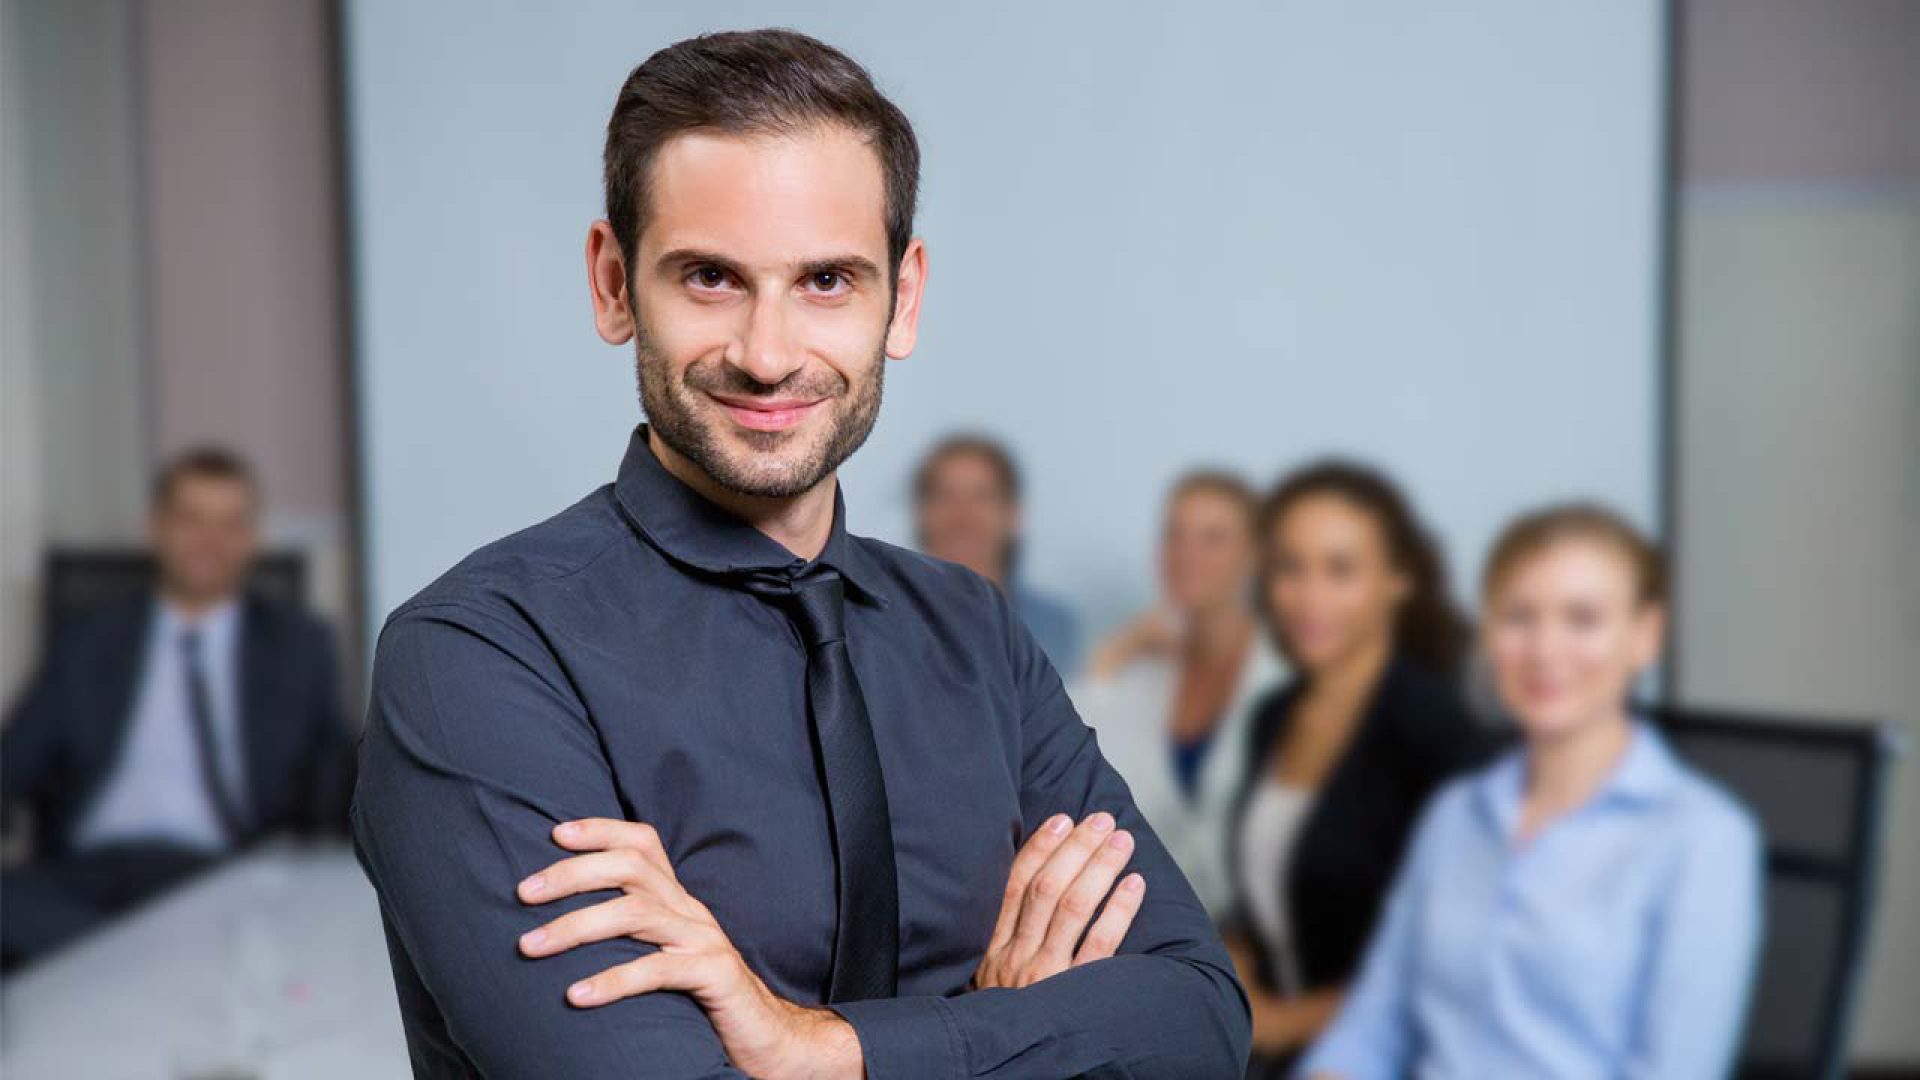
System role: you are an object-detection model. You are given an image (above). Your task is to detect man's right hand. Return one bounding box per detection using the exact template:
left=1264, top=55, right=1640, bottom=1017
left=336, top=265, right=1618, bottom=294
left=970, top=811, right=1145, bottom=989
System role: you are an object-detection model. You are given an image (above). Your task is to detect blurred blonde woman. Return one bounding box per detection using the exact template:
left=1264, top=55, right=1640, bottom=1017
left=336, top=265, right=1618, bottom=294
left=1303, top=504, right=1763, bottom=1080
left=1074, top=471, right=1286, bottom=920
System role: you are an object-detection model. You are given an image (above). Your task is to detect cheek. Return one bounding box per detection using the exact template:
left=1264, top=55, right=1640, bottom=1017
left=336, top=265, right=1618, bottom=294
left=786, top=301, right=889, bottom=379
left=639, top=298, right=730, bottom=366
left=1563, top=624, right=1638, bottom=694
left=1317, top=577, right=1374, bottom=632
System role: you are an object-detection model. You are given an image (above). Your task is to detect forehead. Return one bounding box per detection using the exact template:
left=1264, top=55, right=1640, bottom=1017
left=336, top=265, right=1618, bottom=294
left=162, top=472, right=256, bottom=510
left=642, top=125, right=888, bottom=263
left=1504, top=540, right=1636, bottom=594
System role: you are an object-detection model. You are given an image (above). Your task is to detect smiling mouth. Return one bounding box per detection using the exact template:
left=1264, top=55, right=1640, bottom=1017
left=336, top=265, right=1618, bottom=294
left=708, top=393, right=828, bottom=433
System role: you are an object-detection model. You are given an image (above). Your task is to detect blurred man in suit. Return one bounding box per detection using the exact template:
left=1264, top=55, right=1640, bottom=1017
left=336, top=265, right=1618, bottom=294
left=913, top=434, right=1083, bottom=676
left=1, top=447, right=353, bottom=970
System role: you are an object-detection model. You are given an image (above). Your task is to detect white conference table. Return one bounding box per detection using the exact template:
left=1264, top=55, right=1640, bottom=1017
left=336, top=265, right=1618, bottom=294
left=1, top=842, right=409, bottom=1078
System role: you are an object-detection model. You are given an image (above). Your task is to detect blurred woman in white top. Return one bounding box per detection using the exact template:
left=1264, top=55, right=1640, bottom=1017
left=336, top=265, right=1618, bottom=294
left=1073, top=471, right=1287, bottom=920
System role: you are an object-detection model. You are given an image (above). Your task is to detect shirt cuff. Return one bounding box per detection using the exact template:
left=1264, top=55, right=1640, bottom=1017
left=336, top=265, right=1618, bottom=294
left=827, top=995, right=966, bottom=1080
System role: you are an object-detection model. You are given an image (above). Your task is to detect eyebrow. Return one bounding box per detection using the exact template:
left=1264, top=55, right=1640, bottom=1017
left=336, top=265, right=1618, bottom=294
left=655, top=247, right=884, bottom=283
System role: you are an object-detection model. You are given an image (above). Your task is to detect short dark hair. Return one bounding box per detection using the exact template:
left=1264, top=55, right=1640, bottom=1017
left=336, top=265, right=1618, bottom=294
left=151, top=446, right=257, bottom=508
left=603, top=29, right=920, bottom=284
left=914, top=434, right=1022, bottom=505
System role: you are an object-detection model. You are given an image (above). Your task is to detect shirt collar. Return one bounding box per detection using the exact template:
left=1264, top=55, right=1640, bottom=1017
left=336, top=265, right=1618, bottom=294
left=612, top=424, right=890, bottom=607
left=156, top=592, right=242, bottom=642
left=1478, top=718, right=1680, bottom=836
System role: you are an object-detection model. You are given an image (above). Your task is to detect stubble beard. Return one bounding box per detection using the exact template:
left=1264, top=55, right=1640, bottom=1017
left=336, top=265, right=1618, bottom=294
left=634, top=314, right=886, bottom=500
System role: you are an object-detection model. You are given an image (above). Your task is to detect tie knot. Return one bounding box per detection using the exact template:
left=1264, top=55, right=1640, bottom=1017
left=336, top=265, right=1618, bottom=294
left=179, top=627, right=204, bottom=658
left=786, top=569, right=847, bottom=649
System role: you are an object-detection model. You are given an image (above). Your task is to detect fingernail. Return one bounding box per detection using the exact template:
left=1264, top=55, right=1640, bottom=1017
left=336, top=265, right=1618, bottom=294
left=568, top=981, right=596, bottom=1004
left=521, top=928, right=547, bottom=950
left=1046, top=814, right=1070, bottom=835
left=1123, top=874, right=1144, bottom=892
left=556, top=822, right=579, bottom=838
left=521, top=875, right=546, bottom=898
left=1108, top=830, right=1133, bottom=850
left=1090, top=813, right=1115, bottom=835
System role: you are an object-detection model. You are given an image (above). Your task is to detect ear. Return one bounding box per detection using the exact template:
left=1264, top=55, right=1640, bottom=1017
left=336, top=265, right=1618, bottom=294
left=1628, top=602, right=1667, bottom=670
left=586, top=220, right=636, bottom=346
left=883, top=237, right=929, bottom=360
left=1387, top=567, right=1414, bottom=610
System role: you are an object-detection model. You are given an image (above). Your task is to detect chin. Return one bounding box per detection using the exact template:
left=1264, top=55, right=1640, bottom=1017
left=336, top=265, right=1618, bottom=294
left=1515, top=704, right=1600, bottom=742
left=710, top=441, right=832, bottom=499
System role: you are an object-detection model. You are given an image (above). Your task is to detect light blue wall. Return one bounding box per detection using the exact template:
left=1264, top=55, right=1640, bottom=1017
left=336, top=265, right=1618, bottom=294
left=345, top=0, right=1664, bottom=645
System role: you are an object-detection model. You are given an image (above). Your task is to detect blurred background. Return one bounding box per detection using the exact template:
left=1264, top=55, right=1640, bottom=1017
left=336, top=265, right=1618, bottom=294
left=1, top=0, right=1914, bottom=1076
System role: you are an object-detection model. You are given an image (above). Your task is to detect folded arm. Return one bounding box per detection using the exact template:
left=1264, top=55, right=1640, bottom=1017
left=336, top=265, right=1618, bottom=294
left=352, top=601, right=750, bottom=1078
left=830, top=593, right=1252, bottom=1079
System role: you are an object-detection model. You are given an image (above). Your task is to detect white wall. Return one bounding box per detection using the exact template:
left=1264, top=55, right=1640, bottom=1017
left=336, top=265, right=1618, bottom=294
left=344, top=1, right=1665, bottom=644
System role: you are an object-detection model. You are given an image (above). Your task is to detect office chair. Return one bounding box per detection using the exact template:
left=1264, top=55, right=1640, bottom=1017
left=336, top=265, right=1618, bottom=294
left=1652, top=706, right=1904, bottom=1080
left=42, top=548, right=308, bottom=635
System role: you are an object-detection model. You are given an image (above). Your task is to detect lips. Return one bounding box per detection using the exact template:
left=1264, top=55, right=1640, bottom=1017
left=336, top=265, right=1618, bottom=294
left=708, top=394, right=827, bottom=433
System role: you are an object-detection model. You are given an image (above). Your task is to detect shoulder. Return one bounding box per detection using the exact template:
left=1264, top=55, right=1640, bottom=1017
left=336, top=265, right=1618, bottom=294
left=1013, top=585, right=1076, bottom=629
left=1248, top=678, right=1302, bottom=733
left=60, top=594, right=149, bottom=643
left=1661, top=755, right=1764, bottom=860
left=1378, top=657, right=1472, bottom=725
left=383, top=486, right=629, bottom=638
left=1375, top=657, right=1495, bottom=766
left=1419, top=767, right=1484, bottom=831
left=41, top=596, right=150, bottom=670
left=242, top=592, right=330, bottom=643
left=848, top=535, right=1010, bottom=629
left=1391, top=766, right=1486, bottom=880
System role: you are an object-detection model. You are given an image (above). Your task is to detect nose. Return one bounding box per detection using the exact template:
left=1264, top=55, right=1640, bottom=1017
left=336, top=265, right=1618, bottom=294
left=727, top=292, right=806, bottom=387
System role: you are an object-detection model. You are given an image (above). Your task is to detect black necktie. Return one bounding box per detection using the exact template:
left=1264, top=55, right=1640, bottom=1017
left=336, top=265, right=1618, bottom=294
left=752, top=568, right=900, bottom=1002
left=181, top=628, right=247, bottom=844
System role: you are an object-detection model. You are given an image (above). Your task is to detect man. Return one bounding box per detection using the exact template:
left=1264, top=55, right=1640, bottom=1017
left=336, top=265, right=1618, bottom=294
left=352, top=29, right=1249, bottom=1079
left=2, top=448, right=353, bottom=969
left=913, top=435, right=1083, bottom=677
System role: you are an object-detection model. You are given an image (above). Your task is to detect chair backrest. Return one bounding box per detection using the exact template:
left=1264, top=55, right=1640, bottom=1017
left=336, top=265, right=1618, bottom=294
left=42, top=548, right=308, bottom=633
left=1650, top=706, right=1903, bottom=1080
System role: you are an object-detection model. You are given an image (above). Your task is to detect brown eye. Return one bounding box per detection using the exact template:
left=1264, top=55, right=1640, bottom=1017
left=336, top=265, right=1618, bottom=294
left=692, top=266, right=727, bottom=289
left=809, top=271, right=842, bottom=292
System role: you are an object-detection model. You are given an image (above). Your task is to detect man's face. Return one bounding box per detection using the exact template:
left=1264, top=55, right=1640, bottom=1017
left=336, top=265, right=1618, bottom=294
left=149, top=474, right=260, bottom=603
left=916, top=450, right=1018, bottom=582
left=607, top=125, right=920, bottom=499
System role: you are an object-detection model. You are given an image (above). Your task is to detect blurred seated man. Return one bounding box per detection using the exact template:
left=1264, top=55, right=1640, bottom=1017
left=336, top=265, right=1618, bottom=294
left=913, top=434, right=1083, bottom=675
left=1, top=447, right=353, bottom=971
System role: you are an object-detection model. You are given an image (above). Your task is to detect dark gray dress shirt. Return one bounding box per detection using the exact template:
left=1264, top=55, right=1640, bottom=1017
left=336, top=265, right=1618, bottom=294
left=351, top=425, right=1250, bottom=1078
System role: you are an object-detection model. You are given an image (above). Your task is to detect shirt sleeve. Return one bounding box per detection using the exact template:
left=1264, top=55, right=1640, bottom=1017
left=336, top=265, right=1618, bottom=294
left=352, top=600, right=749, bottom=1079
left=1628, top=797, right=1765, bottom=1080
left=831, top=586, right=1252, bottom=1079
left=1293, top=785, right=1457, bottom=1080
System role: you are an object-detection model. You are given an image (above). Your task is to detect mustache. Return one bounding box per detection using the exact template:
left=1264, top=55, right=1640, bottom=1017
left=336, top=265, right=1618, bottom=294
left=681, top=357, right=847, bottom=402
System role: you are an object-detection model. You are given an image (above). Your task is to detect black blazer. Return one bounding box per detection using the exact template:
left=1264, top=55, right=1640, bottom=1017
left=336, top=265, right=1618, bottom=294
left=1228, top=655, right=1488, bottom=995
left=2, top=590, right=354, bottom=858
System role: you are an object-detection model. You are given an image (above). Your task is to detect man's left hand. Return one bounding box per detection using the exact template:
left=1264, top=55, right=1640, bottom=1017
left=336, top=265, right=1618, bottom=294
left=516, top=818, right=862, bottom=1080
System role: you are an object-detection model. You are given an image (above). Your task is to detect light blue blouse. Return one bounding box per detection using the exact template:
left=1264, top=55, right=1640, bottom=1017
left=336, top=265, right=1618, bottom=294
left=1300, top=721, right=1764, bottom=1080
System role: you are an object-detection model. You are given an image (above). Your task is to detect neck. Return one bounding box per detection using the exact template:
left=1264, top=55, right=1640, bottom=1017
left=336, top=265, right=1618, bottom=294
left=1309, top=630, right=1392, bottom=705
left=965, top=553, right=1009, bottom=589
left=1525, top=709, right=1634, bottom=814
left=649, top=428, right=838, bottom=561
left=1183, top=602, right=1252, bottom=662
left=160, top=585, right=233, bottom=623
